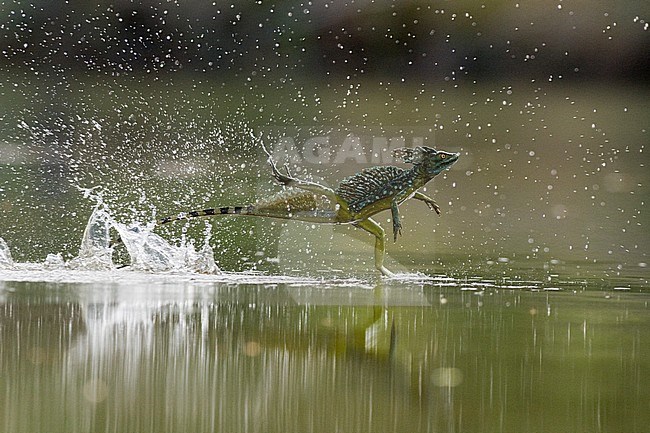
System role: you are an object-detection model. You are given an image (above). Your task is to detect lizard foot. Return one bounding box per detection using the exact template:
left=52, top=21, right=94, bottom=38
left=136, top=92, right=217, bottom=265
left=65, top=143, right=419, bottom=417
left=270, top=160, right=292, bottom=185
left=379, top=266, right=395, bottom=277
left=392, top=220, right=402, bottom=242
left=425, top=199, right=441, bottom=215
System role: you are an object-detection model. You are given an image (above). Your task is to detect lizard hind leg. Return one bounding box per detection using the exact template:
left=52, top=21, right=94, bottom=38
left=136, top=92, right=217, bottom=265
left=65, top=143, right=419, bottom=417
left=262, top=144, right=336, bottom=200
left=268, top=156, right=293, bottom=186
left=355, top=218, right=394, bottom=277
left=268, top=161, right=338, bottom=201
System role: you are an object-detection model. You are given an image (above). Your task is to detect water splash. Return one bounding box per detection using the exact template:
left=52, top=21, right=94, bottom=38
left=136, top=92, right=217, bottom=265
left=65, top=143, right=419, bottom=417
left=44, top=253, right=66, bottom=269
left=67, top=202, right=219, bottom=274
left=0, top=237, right=14, bottom=268
left=113, top=220, right=219, bottom=274
left=68, top=206, right=115, bottom=270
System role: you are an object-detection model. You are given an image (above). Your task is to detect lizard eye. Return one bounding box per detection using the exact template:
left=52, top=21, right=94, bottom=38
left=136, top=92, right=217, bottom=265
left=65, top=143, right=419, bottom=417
left=440, top=154, right=446, bottom=159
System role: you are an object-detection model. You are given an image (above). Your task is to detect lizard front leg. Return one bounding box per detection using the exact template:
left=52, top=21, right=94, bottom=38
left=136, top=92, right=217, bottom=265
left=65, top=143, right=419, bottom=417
left=412, top=191, right=441, bottom=215
left=390, top=199, right=402, bottom=242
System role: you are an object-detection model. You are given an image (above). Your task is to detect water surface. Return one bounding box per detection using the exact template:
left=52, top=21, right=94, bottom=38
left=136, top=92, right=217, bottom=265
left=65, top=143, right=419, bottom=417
left=1, top=263, right=648, bottom=433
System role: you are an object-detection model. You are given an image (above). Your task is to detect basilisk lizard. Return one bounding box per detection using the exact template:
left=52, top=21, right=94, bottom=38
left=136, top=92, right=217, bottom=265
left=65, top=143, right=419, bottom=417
left=160, top=146, right=459, bottom=276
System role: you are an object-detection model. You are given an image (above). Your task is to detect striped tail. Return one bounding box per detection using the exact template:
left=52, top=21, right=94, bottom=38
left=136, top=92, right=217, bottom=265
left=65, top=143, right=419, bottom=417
left=159, top=206, right=252, bottom=225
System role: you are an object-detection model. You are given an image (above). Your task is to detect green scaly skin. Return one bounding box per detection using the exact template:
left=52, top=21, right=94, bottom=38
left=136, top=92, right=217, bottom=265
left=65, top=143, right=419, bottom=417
left=160, top=146, right=460, bottom=276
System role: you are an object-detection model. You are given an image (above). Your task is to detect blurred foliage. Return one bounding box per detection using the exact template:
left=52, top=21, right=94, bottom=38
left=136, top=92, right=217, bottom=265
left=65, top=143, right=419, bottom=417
left=0, top=0, right=648, bottom=82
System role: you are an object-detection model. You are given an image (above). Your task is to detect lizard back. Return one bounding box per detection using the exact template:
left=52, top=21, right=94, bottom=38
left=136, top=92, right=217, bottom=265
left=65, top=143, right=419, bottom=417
left=335, top=166, right=409, bottom=214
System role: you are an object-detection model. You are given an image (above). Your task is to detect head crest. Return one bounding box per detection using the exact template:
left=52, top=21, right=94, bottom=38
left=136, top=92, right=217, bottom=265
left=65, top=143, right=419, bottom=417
left=392, top=147, right=432, bottom=164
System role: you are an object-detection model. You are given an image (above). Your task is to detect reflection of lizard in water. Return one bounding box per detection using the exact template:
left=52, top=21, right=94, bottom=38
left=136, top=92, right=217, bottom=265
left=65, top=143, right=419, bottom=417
left=161, top=146, right=459, bottom=276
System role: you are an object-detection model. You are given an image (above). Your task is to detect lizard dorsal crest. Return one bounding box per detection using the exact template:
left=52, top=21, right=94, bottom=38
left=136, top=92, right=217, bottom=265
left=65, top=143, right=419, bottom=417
left=335, top=166, right=406, bottom=213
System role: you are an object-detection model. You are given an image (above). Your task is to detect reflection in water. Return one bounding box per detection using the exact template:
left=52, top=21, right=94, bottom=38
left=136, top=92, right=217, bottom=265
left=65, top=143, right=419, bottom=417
left=0, top=280, right=648, bottom=433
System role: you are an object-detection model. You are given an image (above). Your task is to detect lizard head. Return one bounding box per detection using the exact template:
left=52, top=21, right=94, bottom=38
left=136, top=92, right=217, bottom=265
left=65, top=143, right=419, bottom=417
left=393, top=146, right=460, bottom=175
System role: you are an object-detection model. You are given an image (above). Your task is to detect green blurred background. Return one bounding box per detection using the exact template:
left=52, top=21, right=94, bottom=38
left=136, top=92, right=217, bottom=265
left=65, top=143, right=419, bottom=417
left=0, top=0, right=648, bottom=277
